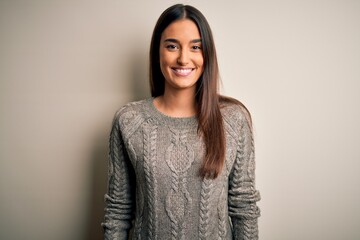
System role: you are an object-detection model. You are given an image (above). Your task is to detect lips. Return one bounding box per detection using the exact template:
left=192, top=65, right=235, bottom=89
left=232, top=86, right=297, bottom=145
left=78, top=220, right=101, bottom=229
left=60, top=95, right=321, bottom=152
left=172, top=68, right=194, bottom=77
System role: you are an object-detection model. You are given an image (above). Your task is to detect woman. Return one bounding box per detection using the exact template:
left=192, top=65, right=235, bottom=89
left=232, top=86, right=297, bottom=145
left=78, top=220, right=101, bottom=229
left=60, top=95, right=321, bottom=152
left=102, top=4, right=260, bottom=240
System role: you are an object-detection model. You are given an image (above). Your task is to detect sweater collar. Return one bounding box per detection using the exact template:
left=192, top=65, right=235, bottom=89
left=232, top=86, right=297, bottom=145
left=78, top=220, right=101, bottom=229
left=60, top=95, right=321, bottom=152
left=146, top=97, right=198, bottom=128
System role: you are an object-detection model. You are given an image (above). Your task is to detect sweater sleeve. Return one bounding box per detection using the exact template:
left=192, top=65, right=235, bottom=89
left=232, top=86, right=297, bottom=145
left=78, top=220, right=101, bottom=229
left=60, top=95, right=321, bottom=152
left=228, top=113, right=261, bottom=240
left=102, top=112, right=136, bottom=240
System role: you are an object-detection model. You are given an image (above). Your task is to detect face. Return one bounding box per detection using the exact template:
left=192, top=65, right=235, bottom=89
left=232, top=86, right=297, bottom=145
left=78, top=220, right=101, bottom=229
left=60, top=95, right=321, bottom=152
left=159, top=19, right=204, bottom=94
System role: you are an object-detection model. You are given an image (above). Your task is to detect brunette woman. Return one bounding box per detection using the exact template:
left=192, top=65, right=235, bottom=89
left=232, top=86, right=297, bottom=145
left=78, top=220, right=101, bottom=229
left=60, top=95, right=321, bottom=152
left=102, top=4, right=261, bottom=240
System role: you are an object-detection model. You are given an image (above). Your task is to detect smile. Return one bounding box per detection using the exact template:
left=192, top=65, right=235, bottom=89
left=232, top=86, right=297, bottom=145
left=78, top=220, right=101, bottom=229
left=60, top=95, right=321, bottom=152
left=172, top=68, right=194, bottom=77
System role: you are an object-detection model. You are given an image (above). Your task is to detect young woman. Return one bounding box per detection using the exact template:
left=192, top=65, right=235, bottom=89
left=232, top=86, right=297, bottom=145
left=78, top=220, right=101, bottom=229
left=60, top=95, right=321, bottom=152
left=102, top=4, right=261, bottom=240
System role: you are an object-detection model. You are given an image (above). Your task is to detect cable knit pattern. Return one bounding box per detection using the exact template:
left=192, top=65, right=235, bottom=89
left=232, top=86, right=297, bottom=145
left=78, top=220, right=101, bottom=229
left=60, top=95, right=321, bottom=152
left=102, top=111, right=136, bottom=240
left=143, top=122, right=158, bottom=240
left=226, top=108, right=261, bottom=240
left=102, top=98, right=261, bottom=240
left=165, top=128, right=194, bottom=240
left=199, top=178, right=212, bottom=240
left=217, top=181, right=228, bottom=239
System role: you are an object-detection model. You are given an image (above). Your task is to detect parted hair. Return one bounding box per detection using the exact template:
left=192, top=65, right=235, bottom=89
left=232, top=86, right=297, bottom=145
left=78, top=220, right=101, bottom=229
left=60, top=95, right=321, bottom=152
left=149, top=4, right=251, bottom=179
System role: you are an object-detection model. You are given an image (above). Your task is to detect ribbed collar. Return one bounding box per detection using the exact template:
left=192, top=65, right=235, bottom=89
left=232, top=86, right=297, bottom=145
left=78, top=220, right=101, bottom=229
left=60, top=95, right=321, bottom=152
left=145, top=97, right=198, bottom=128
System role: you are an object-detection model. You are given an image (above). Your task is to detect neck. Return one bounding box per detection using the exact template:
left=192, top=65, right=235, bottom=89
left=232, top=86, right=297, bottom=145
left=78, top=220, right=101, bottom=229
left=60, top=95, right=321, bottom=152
left=155, top=89, right=197, bottom=118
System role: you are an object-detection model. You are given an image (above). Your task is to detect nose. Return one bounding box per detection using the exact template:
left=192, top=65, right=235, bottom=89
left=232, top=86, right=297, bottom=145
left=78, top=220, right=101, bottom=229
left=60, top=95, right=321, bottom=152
left=177, top=48, right=189, bottom=65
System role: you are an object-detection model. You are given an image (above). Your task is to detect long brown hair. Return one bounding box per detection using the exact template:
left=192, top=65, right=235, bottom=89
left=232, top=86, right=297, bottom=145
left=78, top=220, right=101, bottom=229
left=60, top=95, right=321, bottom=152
left=149, top=4, right=251, bottom=179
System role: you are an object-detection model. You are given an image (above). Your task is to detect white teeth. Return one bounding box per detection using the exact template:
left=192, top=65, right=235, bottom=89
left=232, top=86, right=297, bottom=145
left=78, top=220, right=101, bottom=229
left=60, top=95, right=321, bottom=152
left=175, top=68, right=192, bottom=73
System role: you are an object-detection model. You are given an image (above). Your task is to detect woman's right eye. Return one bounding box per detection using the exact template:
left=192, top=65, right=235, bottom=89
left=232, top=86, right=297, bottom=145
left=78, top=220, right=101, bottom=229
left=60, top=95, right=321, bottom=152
left=166, top=45, right=178, bottom=50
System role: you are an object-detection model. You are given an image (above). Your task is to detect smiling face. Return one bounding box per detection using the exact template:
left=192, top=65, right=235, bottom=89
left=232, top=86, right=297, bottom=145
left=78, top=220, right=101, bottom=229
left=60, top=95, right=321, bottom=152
left=159, top=19, right=204, bottom=95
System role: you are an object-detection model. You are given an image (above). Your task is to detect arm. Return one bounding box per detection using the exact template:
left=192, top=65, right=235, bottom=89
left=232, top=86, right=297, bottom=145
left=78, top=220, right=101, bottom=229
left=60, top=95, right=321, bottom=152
left=102, top=112, right=136, bottom=240
left=228, top=114, right=261, bottom=240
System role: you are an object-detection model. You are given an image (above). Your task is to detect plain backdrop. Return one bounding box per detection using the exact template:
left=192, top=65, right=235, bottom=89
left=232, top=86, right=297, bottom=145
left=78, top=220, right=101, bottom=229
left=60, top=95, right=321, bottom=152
left=1, top=0, right=359, bottom=239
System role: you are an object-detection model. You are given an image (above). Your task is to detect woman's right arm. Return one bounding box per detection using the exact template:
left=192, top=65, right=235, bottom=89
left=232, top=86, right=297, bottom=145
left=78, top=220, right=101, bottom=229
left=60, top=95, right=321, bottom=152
left=102, top=112, right=136, bottom=240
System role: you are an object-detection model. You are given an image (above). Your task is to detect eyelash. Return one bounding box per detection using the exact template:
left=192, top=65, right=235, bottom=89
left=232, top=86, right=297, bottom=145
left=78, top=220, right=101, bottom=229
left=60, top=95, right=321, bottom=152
left=165, top=45, right=202, bottom=51
left=166, top=45, right=178, bottom=50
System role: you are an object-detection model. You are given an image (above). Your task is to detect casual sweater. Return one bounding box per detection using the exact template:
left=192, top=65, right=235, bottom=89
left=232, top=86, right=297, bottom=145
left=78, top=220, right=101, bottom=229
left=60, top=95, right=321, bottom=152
left=102, top=98, right=261, bottom=240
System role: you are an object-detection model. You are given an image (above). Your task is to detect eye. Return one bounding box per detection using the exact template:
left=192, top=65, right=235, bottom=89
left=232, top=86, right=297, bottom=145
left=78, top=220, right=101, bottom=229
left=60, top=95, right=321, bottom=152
left=192, top=45, right=202, bottom=51
left=165, top=44, right=178, bottom=50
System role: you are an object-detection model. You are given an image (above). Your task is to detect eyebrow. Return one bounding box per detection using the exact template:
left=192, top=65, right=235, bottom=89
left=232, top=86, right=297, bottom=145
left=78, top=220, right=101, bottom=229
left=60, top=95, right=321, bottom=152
left=164, top=38, right=202, bottom=43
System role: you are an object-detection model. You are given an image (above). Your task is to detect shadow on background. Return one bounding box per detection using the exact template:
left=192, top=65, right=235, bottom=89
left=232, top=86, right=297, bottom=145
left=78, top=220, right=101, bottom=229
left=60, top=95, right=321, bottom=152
left=129, top=47, right=151, bottom=101
left=84, top=48, right=149, bottom=240
left=86, top=133, right=108, bottom=240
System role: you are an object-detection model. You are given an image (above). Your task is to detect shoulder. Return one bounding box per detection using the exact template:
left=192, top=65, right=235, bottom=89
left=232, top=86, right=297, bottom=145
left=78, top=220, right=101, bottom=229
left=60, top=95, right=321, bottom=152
left=113, top=98, right=150, bottom=130
left=220, top=96, right=252, bottom=124
left=220, top=97, right=252, bottom=133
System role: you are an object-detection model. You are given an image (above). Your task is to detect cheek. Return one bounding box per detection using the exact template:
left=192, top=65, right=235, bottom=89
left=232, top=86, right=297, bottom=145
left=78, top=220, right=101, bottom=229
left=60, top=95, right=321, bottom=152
left=159, top=52, right=172, bottom=79
left=160, top=52, right=173, bottom=69
left=159, top=52, right=167, bottom=70
left=197, top=57, right=204, bottom=76
left=196, top=56, right=204, bottom=69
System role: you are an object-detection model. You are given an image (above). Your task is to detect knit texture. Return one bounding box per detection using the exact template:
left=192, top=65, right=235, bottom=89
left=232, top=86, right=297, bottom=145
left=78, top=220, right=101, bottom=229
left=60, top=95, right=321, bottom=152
left=102, top=98, right=261, bottom=240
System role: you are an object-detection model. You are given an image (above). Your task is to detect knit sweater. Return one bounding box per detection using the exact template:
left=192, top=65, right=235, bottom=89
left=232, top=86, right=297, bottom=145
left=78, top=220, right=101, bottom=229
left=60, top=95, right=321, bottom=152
left=102, top=98, right=261, bottom=240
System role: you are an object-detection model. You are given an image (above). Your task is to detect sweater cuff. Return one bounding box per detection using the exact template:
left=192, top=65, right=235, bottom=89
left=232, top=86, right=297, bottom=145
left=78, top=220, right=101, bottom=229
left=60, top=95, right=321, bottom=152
left=102, top=221, right=130, bottom=240
left=232, top=218, right=259, bottom=240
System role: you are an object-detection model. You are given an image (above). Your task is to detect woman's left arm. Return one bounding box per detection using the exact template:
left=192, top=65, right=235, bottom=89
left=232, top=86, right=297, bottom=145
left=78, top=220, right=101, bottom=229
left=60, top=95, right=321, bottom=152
left=228, top=112, right=261, bottom=240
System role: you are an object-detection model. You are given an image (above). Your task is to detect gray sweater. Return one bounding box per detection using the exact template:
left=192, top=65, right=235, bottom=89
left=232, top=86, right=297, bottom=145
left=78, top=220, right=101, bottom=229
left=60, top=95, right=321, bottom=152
left=102, top=98, right=260, bottom=240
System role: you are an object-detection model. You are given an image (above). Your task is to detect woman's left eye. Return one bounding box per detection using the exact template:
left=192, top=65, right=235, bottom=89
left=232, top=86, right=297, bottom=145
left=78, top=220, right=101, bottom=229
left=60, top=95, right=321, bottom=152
left=192, top=46, right=201, bottom=50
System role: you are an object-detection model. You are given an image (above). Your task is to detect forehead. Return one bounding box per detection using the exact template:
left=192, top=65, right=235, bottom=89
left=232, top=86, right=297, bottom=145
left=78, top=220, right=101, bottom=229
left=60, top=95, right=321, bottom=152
left=161, top=19, right=201, bottom=40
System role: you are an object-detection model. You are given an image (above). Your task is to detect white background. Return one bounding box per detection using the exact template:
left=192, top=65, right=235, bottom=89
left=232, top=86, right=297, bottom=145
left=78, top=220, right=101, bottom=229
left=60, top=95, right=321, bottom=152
left=1, top=0, right=359, bottom=239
